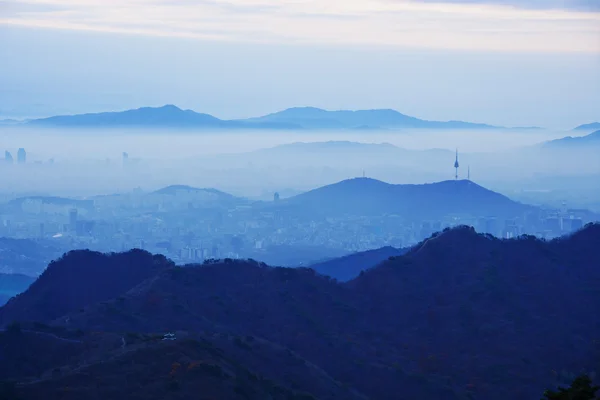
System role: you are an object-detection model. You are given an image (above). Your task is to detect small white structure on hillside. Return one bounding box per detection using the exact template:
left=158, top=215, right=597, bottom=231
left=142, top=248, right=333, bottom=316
left=162, top=333, right=176, bottom=341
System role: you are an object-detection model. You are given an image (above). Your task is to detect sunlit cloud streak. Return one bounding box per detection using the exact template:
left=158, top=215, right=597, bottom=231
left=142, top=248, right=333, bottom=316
left=0, top=0, right=599, bottom=52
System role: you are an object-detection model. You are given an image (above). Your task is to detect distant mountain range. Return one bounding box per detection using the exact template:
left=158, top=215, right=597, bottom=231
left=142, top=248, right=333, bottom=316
left=0, top=119, right=23, bottom=126
left=26, top=105, right=508, bottom=130
left=241, top=106, right=500, bottom=130
left=543, top=129, right=600, bottom=148
left=573, top=122, right=600, bottom=131
left=251, top=141, right=455, bottom=162
left=28, top=105, right=299, bottom=130
left=1, top=224, right=599, bottom=399
left=282, top=177, right=533, bottom=220
left=153, top=184, right=238, bottom=199
left=206, top=141, right=455, bottom=174
left=254, top=140, right=404, bottom=154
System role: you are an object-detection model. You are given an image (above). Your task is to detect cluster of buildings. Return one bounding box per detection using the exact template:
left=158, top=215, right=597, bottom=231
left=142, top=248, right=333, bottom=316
left=0, top=150, right=592, bottom=264
left=0, top=183, right=593, bottom=269
left=4, top=148, right=26, bottom=164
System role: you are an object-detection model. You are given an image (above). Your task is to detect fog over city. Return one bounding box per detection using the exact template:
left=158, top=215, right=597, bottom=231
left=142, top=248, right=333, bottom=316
left=1, top=123, right=598, bottom=209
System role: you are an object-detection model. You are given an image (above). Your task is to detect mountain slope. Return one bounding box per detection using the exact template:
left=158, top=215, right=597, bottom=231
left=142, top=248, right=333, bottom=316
left=0, top=249, right=174, bottom=325
left=0, top=324, right=365, bottom=400
left=60, top=261, right=460, bottom=400
left=4, top=224, right=600, bottom=400
left=309, top=246, right=407, bottom=282
left=51, top=224, right=600, bottom=400
left=16, top=333, right=366, bottom=400
left=573, top=122, right=600, bottom=131
left=543, top=130, right=600, bottom=147
left=243, top=107, right=499, bottom=129
left=284, top=178, right=532, bottom=220
left=350, top=224, right=600, bottom=398
left=30, top=105, right=226, bottom=128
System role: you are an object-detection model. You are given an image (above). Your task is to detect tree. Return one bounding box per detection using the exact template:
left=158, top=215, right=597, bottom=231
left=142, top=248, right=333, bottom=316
left=0, top=380, right=21, bottom=400
left=5, top=322, right=21, bottom=336
left=543, top=374, right=599, bottom=400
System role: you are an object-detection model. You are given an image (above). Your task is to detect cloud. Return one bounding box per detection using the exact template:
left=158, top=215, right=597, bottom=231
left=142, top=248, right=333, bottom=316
left=0, top=0, right=65, bottom=15
left=405, top=0, right=600, bottom=12
left=0, top=0, right=599, bottom=53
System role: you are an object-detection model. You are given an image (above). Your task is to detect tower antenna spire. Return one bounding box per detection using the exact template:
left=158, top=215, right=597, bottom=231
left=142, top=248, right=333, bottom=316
left=454, top=148, right=459, bottom=180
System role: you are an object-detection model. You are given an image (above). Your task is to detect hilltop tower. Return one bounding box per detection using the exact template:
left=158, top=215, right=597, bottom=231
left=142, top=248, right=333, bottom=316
left=468, top=165, right=470, bottom=181
left=454, top=149, right=459, bottom=180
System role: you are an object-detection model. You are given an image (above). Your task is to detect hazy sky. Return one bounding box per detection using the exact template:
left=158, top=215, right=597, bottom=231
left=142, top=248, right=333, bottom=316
left=1, top=0, right=599, bottom=129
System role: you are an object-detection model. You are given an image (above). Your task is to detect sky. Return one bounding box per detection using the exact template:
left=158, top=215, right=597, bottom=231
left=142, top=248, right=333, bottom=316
left=0, top=0, right=599, bottom=129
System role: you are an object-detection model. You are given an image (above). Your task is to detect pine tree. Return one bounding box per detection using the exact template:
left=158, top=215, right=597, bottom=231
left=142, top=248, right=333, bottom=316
left=543, top=374, right=599, bottom=400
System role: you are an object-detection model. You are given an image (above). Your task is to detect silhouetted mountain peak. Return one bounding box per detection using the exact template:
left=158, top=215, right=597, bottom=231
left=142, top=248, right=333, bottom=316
left=286, top=178, right=529, bottom=221
left=0, top=249, right=174, bottom=326
left=157, top=104, right=181, bottom=111
left=283, top=106, right=327, bottom=113
left=135, top=104, right=183, bottom=113
left=408, top=224, right=488, bottom=255
left=570, top=221, right=600, bottom=238
left=29, top=105, right=224, bottom=128
left=554, top=222, right=600, bottom=255
left=335, top=176, right=390, bottom=188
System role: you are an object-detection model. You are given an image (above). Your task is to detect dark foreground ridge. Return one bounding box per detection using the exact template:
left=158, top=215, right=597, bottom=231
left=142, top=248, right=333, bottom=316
left=1, top=223, right=599, bottom=400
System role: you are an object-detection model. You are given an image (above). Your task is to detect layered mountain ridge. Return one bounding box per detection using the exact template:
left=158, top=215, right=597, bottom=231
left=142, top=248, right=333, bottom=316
left=1, top=224, right=599, bottom=400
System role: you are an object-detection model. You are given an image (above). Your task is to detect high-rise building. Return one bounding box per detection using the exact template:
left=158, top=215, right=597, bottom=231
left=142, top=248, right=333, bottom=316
left=17, top=148, right=26, bottom=164
left=484, top=216, right=498, bottom=237
left=274, top=192, right=280, bottom=202
left=570, top=218, right=584, bottom=232
left=503, top=219, right=519, bottom=239
left=544, top=216, right=560, bottom=234
left=4, top=151, right=13, bottom=164
left=122, top=152, right=129, bottom=167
